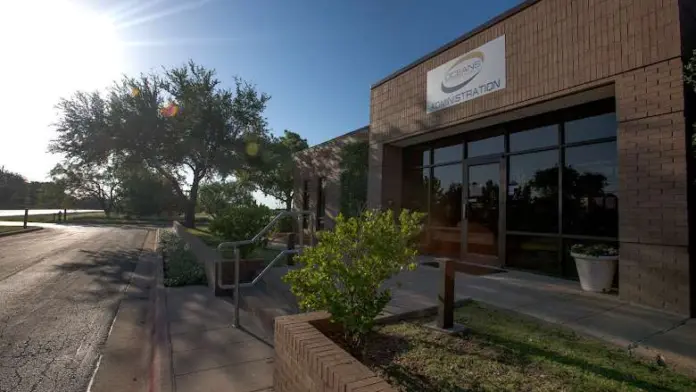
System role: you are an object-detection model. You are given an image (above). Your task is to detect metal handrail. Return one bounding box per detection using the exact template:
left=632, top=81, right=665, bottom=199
left=215, top=209, right=316, bottom=327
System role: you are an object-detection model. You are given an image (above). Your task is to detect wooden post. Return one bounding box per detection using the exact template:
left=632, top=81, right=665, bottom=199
left=63, top=208, right=67, bottom=221
left=437, top=259, right=455, bottom=329
left=23, top=209, right=28, bottom=229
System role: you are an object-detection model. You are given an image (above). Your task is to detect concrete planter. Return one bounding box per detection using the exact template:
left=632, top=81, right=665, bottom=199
left=571, top=252, right=618, bottom=292
left=220, top=257, right=265, bottom=284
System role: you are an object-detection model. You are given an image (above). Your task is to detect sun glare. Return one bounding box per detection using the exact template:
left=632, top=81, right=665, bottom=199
left=2, top=0, right=123, bottom=94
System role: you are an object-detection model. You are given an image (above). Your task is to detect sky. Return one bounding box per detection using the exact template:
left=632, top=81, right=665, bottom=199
left=0, top=0, right=522, bottom=206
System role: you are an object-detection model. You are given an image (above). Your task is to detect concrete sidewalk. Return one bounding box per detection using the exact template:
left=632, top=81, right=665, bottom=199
left=159, top=262, right=696, bottom=391
left=164, top=286, right=274, bottom=392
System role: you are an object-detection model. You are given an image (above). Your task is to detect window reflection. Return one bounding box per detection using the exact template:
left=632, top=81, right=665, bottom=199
left=506, top=235, right=559, bottom=275
left=565, top=113, right=617, bottom=143
left=402, top=168, right=430, bottom=214
left=507, top=150, right=559, bottom=232
left=467, top=135, right=504, bottom=158
left=433, top=144, right=462, bottom=164
left=431, top=165, right=462, bottom=227
left=510, top=125, right=558, bottom=152
left=563, top=142, right=618, bottom=237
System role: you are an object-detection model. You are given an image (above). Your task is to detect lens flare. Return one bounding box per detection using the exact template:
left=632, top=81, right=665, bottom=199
left=160, top=102, right=179, bottom=117
left=245, top=141, right=259, bottom=157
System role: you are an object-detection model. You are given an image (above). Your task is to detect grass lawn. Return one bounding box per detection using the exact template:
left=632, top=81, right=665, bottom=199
left=0, top=226, right=24, bottom=234
left=3, top=211, right=211, bottom=226
left=362, top=302, right=696, bottom=392
left=1, top=211, right=104, bottom=222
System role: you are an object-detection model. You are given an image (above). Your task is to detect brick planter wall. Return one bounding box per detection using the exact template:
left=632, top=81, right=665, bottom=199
left=274, top=312, right=396, bottom=392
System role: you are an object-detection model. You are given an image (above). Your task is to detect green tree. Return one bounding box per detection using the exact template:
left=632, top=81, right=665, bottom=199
left=0, top=166, right=27, bottom=209
left=50, top=161, right=122, bottom=216
left=198, top=180, right=256, bottom=218
left=283, top=209, right=424, bottom=357
left=50, top=61, right=270, bottom=228
left=245, top=130, right=308, bottom=211
left=117, top=165, right=180, bottom=217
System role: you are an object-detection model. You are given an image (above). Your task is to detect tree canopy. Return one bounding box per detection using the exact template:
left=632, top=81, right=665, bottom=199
left=242, top=130, right=308, bottom=210
left=50, top=61, right=270, bottom=227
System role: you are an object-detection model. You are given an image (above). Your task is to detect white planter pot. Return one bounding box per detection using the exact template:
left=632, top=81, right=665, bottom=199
left=571, top=253, right=618, bottom=292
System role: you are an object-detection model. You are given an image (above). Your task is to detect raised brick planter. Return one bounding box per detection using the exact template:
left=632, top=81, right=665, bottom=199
left=274, top=312, right=396, bottom=392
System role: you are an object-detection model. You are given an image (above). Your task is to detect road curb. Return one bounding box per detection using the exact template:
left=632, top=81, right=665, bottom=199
left=88, top=229, right=158, bottom=392
left=150, top=229, right=173, bottom=392
left=0, top=227, right=43, bottom=238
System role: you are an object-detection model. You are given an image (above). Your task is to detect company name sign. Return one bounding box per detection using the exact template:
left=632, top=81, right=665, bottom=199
left=427, top=35, right=506, bottom=113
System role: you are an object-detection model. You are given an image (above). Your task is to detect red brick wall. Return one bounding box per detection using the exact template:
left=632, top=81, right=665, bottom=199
left=274, top=312, right=396, bottom=392
left=293, top=128, right=369, bottom=231
left=368, top=0, right=692, bottom=315
left=370, top=0, right=683, bottom=143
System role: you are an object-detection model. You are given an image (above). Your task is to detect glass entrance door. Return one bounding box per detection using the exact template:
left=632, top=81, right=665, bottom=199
left=463, top=160, right=503, bottom=266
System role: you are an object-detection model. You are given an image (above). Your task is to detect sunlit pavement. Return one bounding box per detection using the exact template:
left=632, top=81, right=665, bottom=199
left=0, top=225, right=152, bottom=392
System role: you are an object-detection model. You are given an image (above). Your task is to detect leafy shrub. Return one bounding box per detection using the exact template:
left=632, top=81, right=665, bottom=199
left=208, top=204, right=274, bottom=258
left=283, top=209, right=424, bottom=357
left=159, top=231, right=207, bottom=287
left=570, top=243, right=618, bottom=257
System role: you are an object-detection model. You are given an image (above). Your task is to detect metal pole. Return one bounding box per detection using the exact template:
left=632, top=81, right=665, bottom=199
left=23, top=209, right=28, bottom=229
left=298, top=214, right=304, bottom=250
left=233, top=247, right=240, bottom=328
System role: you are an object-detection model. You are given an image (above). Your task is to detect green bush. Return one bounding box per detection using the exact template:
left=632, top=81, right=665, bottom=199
left=159, top=231, right=207, bottom=287
left=208, top=204, right=274, bottom=258
left=283, top=209, right=424, bottom=357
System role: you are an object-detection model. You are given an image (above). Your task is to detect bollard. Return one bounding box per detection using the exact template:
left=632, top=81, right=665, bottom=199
left=23, top=209, right=28, bottom=229
left=437, top=259, right=455, bottom=329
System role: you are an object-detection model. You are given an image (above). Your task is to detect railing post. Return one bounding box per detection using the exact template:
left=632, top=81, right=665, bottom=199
left=233, top=247, right=240, bottom=328
left=298, top=213, right=304, bottom=251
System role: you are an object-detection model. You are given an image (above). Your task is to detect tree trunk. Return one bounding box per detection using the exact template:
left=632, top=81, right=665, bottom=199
left=183, top=178, right=201, bottom=229
left=183, top=200, right=196, bottom=228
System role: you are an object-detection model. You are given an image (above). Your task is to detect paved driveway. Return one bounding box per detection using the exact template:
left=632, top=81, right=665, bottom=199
left=0, top=225, right=151, bottom=392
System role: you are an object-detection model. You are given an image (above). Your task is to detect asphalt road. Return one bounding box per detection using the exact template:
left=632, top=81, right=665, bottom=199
left=0, top=225, right=151, bottom=392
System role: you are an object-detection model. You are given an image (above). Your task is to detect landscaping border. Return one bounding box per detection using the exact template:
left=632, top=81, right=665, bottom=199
left=274, top=311, right=396, bottom=392
left=0, top=227, right=43, bottom=238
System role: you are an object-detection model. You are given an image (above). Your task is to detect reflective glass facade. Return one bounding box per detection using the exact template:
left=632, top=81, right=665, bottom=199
left=402, top=99, right=618, bottom=278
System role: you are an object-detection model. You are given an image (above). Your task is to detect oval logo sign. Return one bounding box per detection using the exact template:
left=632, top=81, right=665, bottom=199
left=441, top=51, right=485, bottom=94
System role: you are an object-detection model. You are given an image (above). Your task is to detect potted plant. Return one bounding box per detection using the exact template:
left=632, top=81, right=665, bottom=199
left=570, top=243, right=618, bottom=292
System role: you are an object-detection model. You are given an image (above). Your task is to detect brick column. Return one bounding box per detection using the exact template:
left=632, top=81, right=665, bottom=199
left=616, top=59, right=691, bottom=315
left=367, top=142, right=403, bottom=211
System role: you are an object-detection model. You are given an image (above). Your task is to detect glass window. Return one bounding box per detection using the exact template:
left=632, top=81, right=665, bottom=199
left=430, top=164, right=463, bottom=228
left=507, top=150, right=559, bottom=233
left=564, top=113, right=617, bottom=143
left=467, top=135, right=504, bottom=158
left=510, top=125, right=558, bottom=152
left=402, top=168, right=430, bottom=214
left=563, top=142, right=618, bottom=237
left=433, top=144, right=462, bottom=164
left=506, top=235, right=559, bottom=275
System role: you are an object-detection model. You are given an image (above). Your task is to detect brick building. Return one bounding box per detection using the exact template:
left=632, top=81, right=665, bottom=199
left=296, top=0, right=695, bottom=316
left=293, top=127, right=369, bottom=230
